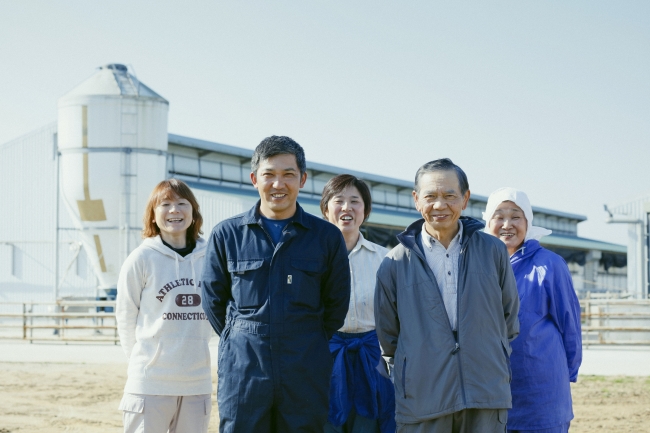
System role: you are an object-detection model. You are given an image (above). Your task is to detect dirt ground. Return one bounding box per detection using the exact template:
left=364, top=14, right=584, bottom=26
left=0, top=362, right=648, bottom=432
left=571, top=375, right=650, bottom=432
left=0, top=363, right=218, bottom=433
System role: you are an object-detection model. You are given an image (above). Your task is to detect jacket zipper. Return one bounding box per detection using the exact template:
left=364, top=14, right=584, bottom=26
left=456, top=244, right=467, bottom=406
left=399, top=219, right=481, bottom=408
left=408, top=229, right=469, bottom=406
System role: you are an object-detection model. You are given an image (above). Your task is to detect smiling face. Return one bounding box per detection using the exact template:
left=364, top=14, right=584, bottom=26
left=486, top=200, right=528, bottom=256
left=413, top=170, right=470, bottom=242
left=324, top=185, right=365, bottom=237
left=251, top=153, right=307, bottom=220
left=154, top=194, right=193, bottom=246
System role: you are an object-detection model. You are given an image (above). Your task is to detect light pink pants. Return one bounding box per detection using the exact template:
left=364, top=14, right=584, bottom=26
left=119, top=393, right=212, bottom=433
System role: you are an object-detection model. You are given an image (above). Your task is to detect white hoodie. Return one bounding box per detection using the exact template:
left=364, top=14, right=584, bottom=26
left=116, top=235, right=212, bottom=396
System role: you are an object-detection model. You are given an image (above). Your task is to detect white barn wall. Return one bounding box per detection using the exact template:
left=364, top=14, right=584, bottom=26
left=0, top=125, right=98, bottom=312
left=194, top=191, right=257, bottom=235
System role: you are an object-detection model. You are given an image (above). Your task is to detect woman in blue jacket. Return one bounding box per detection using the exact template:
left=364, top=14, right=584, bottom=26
left=483, top=187, right=582, bottom=433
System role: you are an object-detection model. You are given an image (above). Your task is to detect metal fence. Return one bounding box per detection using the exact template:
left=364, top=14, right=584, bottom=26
left=581, top=296, right=650, bottom=346
left=1, top=297, right=650, bottom=346
left=0, top=300, right=117, bottom=343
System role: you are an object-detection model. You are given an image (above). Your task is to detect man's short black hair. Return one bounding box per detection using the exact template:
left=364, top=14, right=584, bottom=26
left=251, top=136, right=306, bottom=176
left=414, top=158, right=469, bottom=195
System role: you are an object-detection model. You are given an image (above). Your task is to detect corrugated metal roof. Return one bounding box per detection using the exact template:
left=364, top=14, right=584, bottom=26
left=169, top=133, right=586, bottom=222
left=540, top=234, right=627, bottom=254
left=169, top=133, right=254, bottom=160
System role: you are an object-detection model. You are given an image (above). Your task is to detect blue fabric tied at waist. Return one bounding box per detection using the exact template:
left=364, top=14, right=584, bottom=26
left=328, top=330, right=396, bottom=433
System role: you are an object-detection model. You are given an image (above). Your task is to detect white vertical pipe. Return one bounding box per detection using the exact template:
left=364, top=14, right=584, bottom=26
left=54, top=135, right=60, bottom=302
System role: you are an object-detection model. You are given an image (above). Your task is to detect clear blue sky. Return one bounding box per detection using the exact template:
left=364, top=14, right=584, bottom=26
left=1, top=1, right=648, bottom=244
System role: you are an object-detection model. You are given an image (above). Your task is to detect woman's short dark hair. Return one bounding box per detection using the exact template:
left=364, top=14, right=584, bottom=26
left=320, top=174, right=372, bottom=222
left=142, top=179, right=203, bottom=243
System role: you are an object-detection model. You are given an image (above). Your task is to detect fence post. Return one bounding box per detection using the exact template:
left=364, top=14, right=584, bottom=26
left=61, top=302, right=66, bottom=344
left=56, top=301, right=64, bottom=341
left=22, top=303, right=26, bottom=340
left=605, top=295, right=610, bottom=344
left=29, top=303, right=33, bottom=343
left=584, top=292, right=590, bottom=348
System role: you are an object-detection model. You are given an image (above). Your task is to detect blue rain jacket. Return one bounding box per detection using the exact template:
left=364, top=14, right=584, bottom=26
left=508, top=240, right=582, bottom=430
left=201, top=202, right=351, bottom=432
left=328, top=330, right=396, bottom=433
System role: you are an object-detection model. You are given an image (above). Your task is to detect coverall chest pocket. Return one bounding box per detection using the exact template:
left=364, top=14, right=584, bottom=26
left=289, top=258, right=325, bottom=309
left=227, top=259, right=266, bottom=308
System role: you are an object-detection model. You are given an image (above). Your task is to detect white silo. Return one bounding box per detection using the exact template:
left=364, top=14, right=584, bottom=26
left=57, top=64, right=168, bottom=294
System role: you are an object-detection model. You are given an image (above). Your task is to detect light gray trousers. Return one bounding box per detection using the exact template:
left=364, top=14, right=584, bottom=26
left=119, top=393, right=212, bottom=433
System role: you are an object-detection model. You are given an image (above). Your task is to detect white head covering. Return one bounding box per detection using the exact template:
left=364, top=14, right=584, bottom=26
left=482, top=187, right=552, bottom=241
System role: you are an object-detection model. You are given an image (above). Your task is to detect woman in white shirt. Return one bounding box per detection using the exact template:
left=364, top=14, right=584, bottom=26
left=321, top=174, right=395, bottom=433
left=116, top=179, right=213, bottom=433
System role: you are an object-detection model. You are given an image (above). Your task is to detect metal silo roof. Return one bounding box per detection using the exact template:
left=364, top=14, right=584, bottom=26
left=61, top=64, right=168, bottom=102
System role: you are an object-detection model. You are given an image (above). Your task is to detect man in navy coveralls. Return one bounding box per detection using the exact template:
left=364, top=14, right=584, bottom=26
left=202, top=136, right=351, bottom=433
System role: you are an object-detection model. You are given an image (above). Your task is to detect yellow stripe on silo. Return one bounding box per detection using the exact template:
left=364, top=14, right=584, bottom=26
left=77, top=106, right=107, bottom=221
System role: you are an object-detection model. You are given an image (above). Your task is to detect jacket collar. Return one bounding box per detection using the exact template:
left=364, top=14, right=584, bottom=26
left=239, top=200, right=311, bottom=230
left=351, top=232, right=382, bottom=254
left=421, top=219, right=464, bottom=249
left=397, top=216, right=485, bottom=255
left=510, top=239, right=542, bottom=263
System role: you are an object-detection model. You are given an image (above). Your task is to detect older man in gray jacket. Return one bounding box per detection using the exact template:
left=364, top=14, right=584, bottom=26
left=375, top=158, right=519, bottom=433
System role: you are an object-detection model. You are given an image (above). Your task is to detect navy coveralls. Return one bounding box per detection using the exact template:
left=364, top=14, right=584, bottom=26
left=202, top=202, right=351, bottom=433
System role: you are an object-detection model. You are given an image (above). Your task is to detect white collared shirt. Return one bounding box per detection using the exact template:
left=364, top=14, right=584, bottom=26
left=339, top=232, right=389, bottom=333
left=420, top=222, right=463, bottom=331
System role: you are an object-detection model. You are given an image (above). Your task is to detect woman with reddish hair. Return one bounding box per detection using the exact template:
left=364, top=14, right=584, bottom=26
left=116, top=179, right=213, bottom=433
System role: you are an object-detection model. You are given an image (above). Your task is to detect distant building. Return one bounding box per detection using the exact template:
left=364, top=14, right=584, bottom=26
left=165, top=133, right=628, bottom=298
left=605, top=195, right=650, bottom=299
left=0, top=65, right=628, bottom=309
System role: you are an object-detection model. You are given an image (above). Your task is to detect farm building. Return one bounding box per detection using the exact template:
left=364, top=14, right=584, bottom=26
left=0, top=64, right=628, bottom=309
left=605, top=195, right=650, bottom=299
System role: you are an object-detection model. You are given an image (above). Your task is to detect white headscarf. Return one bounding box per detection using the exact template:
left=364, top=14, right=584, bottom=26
left=482, top=187, right=552, bottom=241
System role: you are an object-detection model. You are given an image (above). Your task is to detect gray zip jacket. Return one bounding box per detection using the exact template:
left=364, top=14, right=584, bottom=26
left=374, top=217, right=519, bottom=424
